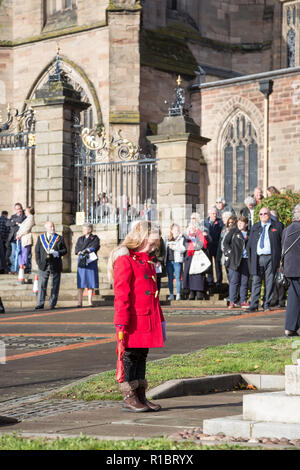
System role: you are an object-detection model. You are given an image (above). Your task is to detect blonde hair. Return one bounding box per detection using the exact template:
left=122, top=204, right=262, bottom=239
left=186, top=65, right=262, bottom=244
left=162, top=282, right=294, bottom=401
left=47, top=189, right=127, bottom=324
left=168, top=223, right=180, bottom=241
left=107, top=220, right=159, bottom=283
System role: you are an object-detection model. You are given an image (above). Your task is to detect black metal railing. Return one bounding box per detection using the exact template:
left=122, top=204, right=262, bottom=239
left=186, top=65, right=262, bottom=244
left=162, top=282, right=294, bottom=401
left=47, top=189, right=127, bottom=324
left=74, top=157, right=157, bottom=238
left=0, top=131, right=35, bottom=151
left=72, top=114, right=158, bottom=238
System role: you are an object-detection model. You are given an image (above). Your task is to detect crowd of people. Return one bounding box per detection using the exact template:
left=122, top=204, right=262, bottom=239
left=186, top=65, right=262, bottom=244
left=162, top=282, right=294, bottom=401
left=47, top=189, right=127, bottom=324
left=0, top=188, right=300, bottom=339
left=0, top=203, right=35, bottom=276
left=0, top=191, right=300, bottom=415
left=148, top=188, right=300, bottom=339
left=109, top=198, right=300, bottom=413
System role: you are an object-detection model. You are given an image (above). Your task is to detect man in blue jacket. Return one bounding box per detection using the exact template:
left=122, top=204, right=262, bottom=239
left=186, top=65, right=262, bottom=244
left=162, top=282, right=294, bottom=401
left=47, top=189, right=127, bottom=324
left=246, top=207, right=283, bottom=312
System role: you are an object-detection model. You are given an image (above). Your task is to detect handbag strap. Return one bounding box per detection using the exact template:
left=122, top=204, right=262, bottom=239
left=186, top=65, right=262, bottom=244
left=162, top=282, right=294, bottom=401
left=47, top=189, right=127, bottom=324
left=281, top=232, right=300, bottom=260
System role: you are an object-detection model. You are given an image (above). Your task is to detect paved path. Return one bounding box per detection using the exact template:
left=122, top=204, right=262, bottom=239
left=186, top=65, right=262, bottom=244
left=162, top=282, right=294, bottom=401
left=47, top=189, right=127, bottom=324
left=0, top=305, right=286, bottom=402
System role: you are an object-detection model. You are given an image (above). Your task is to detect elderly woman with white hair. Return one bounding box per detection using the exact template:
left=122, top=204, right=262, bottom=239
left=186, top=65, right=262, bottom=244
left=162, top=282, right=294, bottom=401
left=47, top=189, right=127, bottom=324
left=282, top=204, right=300, bottom=337
left=240, top=196, right=256, bottom=230
left=75, top=223, right=100, bottom=307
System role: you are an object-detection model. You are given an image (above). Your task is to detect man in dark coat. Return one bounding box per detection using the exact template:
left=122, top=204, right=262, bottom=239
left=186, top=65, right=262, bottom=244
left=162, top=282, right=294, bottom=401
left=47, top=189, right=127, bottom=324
left=204, top=208, right=224, bottom=290
left=35, top=221, right=67, bottom=310
left=246, top=207, right=283, bottom=312
left=282, top=204, right=300, bottom=336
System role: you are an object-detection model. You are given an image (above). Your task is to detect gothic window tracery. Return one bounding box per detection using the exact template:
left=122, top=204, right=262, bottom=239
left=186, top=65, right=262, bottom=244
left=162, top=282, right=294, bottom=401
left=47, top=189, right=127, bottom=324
left=284, top=2, right=298, bottom=67
left=223, top=113, right=258, bottom=206
left=287, top=28, right=296, bottom=67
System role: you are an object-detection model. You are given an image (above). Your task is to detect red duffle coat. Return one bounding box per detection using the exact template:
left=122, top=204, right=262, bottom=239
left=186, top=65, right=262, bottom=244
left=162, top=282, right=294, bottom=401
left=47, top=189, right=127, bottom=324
left=113, top=249, right=165, bottom=349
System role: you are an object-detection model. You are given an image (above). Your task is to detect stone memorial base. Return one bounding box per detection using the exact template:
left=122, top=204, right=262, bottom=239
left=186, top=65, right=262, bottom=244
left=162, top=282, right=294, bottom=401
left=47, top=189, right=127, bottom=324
left=203, top=360, right=300, bottom=440
left=203, top=414, right=300, bottom=441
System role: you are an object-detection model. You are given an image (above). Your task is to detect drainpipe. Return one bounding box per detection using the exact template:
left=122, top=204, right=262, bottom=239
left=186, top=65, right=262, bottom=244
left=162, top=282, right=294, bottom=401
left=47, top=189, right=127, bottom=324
left=259, top=79, right=273, bottom=196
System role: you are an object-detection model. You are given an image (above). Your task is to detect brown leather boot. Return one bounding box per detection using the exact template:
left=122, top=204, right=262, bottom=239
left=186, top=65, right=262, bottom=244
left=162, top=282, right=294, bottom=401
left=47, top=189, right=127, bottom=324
left=136, top=379, right=162, bottom=412
left=120, top=380, right=149, bottom=413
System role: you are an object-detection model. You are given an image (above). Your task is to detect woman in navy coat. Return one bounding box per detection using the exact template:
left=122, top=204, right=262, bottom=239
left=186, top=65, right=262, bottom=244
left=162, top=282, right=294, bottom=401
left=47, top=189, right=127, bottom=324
left=75, top=223, right=100, bottom=307
left=282, top=204, right=300, bottom=337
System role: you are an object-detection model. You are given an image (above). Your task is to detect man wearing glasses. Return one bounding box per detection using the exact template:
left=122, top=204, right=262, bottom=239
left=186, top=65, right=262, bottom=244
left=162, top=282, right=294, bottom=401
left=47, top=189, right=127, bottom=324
left=246, top=207, right=283, bottom=312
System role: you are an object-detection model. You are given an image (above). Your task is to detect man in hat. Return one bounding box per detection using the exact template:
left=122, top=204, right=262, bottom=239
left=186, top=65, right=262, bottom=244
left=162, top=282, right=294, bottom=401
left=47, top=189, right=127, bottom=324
left=35, top=221, right=67, bottom=310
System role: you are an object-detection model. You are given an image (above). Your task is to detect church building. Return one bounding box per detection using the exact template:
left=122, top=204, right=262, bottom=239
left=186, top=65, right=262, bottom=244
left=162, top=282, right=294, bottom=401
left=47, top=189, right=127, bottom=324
left=0, top=0, right=299, bottom=266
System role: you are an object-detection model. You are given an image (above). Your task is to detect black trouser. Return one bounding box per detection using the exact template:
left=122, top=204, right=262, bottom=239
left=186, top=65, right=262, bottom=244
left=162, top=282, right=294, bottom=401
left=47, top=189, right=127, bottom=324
left=123, top=348, right=149, bottom=382
left=285, top=278, right=300, bottom=332
left=37, top=267, right=61, bottom=307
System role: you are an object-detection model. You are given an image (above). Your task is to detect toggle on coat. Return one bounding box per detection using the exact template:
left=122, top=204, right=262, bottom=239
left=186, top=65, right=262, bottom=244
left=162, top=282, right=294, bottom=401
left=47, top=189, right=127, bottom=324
left=113, top=247, right=165, bottom=349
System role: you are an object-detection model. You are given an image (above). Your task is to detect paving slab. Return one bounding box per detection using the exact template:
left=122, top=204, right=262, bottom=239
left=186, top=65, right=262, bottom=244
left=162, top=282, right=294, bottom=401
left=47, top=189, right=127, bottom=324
left=0, top=391, right=250, bottom=440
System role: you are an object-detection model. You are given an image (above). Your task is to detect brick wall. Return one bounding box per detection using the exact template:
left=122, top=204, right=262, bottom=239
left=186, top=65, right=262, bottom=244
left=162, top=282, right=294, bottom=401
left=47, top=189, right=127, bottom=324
left=191, top=69, right=300, bottom=213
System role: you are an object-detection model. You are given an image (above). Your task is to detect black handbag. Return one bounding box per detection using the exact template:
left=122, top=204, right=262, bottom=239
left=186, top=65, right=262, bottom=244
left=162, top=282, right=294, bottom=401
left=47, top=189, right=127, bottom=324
left=276, top=233, right=300, bottom=287
left=275, top=264, right=290, bottom=288
left=78, top=251, right=89, bottom=268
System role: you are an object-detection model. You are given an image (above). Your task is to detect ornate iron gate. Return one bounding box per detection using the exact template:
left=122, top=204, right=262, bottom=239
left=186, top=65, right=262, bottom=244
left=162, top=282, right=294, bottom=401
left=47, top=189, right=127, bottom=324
left=0, top=106, right=36, bottom=151
left=72, top=117, right=157, bottom=238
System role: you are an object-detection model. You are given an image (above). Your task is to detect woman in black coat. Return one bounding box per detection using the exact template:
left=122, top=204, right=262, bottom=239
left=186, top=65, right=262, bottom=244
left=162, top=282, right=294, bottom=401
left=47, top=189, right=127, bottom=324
left=223, top=216, right=250, bottom=309
left=75, top=223, right=100, bottom=307
left=282, top=204, right=300, bottom=337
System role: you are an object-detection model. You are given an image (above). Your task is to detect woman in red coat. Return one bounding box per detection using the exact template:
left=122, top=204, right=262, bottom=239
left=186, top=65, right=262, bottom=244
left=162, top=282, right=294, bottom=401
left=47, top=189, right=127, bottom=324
left=108, top=221, right=166, bottom=413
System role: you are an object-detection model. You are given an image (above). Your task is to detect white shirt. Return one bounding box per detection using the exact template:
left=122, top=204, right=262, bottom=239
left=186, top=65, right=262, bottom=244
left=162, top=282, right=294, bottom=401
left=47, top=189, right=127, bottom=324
left=257, top=222, right=271, bottom=255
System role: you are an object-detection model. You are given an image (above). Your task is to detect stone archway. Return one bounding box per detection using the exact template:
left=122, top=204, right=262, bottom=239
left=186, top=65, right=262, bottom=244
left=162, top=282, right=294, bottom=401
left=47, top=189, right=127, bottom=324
left=25, top=55, right=103, bottom=128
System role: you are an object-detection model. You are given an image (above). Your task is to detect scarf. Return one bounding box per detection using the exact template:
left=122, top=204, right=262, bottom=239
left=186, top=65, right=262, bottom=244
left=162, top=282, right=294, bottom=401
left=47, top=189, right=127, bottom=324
left=187, top=230, right=207, bottom=257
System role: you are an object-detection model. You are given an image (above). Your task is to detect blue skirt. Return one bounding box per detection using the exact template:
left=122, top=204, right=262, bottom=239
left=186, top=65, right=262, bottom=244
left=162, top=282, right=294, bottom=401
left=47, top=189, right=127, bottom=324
left=77, top=260, right=99, bottom=289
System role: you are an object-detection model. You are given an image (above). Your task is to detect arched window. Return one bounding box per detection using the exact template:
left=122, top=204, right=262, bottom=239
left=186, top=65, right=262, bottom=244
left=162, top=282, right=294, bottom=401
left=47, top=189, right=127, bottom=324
left=223, top=113, right=258, bottom=206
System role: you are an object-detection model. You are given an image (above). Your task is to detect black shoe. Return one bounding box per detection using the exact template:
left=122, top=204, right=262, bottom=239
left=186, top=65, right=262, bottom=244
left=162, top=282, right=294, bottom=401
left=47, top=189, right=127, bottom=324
left=189, top=291, right=195, bottom=300
left=245, top=307, right=258, bottom=312
left=35, top=305, right=44, bottom=310
left=0, top=415, right=20, bottom=426
left=196, top=291, right=204, bottom=300
left=0, top=297, right=5, bottom=314
left=285, top=330, right=299, bottom=337
left=50, top=305, right=56, bottom=310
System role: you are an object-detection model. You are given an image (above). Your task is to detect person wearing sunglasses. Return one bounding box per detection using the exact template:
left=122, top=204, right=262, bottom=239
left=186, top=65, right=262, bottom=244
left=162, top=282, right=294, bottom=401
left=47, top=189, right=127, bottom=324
left=246, top=207, right=283, bottom=312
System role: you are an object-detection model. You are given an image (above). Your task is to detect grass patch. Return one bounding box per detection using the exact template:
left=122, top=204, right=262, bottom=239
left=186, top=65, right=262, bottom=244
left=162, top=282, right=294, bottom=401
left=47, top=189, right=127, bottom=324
left=0, top=434, right=264, bottom=451
left=53, top=338, right=296, bottom=402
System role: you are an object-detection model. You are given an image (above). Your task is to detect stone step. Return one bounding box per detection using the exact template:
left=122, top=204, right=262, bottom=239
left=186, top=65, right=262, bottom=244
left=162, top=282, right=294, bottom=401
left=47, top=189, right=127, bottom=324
left=203, top=415, right=300, bottom=440
left=243, top=391, right=300, bottom=425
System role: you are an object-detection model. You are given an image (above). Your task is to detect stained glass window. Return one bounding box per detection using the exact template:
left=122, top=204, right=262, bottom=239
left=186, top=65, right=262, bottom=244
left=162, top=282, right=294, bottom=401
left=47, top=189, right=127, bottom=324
left=287, top=28, right=296, bottom=67
left=224, top=144, right=233, bottom=205
left=223, top=113, right=258, bottom=205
